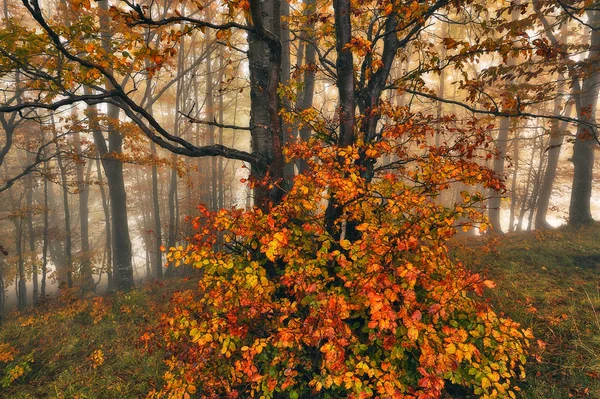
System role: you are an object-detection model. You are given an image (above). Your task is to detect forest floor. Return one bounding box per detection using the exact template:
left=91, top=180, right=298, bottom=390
left=451, top=223, right=600, bottom=398
left=0, top=225, right=599, bottom=398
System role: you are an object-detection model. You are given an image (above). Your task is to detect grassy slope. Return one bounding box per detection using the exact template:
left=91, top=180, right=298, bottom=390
left=0, top=280, right=198, bottom=399
left=1, top=226, right=599, bottom=398
left=451, top=224, right=600, bottom=398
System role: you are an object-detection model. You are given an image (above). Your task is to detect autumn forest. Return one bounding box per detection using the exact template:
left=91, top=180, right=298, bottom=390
left=0, top=0, right=599, bottom=397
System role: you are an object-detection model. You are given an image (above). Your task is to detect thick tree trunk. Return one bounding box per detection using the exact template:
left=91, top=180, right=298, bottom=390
left=248, top=0, right=284, bottom=209
left=218, top=53, right=225, bottom=211
left=535, top=24, right=570, bottom=229
left=104, top=105, right=133, bottom=291
left=536, top=99, right=572, bottom=228
left=569, top=10, right=599, bottom=226
left=90, top=0, right=133, bottom=291
left=333, top=0, right=356, bottom=148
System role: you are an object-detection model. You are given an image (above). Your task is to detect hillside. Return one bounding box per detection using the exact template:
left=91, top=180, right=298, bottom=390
left=0, top=226, right=599, bottom=398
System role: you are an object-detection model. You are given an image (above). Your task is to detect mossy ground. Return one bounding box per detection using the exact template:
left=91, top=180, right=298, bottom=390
left=451, top=223, right=600, bottom=398
left=1, top=226, right=599, bottom=398
left=0, top=279, right=197, bottom=399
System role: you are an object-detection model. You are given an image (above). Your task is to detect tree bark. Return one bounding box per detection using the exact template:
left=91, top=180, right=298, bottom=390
left=41, top=157, right=48, bottom=299
left=54, top=130, right=73, bottom=289
left=74, top=132, right=94, bottom=292
left=569, top=10, right=600, bottom=226
left=95, top=156, right=113, bottom=291
left=248, top=0, right=284, bottom=209
left=536, top=98, right=573, bottom=228
left=94, top=0, right=133, bottom=290
left=296, top=0, right=317, bottom=174
left=25, top=170, right=38, bottom=304
left=535, top=23, right=570, bottom=229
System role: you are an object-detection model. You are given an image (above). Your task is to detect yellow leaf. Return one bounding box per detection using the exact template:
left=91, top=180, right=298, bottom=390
left=481, top=377, right=491, bottom=390
left=340, top=239, right=352, bottom=250
left=407, top=327, right=419, bottom=342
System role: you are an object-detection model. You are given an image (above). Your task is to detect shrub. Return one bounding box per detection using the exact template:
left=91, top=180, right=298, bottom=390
left=148, top=126, right=532, bottom=399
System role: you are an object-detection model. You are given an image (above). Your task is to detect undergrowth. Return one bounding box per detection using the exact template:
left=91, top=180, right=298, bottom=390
left=0, top=225, right=598, bottom=398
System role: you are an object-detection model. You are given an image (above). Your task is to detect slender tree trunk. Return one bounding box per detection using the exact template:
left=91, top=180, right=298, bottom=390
left=25, top=171, right=38, bottom=304
left=296, top=0, right=317, bottom=174
left=508, top=135, right=519, bottom=233
left=143, top=63, right=163, bottom=279
left=8, top=184, right=26, bottom=309
left=41, top=158, right=48, bottom=299
left=205, top=32, right=218, bottom=211
left=218, top=53, right=225, bottom=211
left=74, top=132, right=93, bottom=292
left=55, top=131, right=73, bottom=289
left=167, top=28, right=186, bottom=268
left=95, top=157, right=113, bottom=291
left=280, top=0, right=295, bottom=185
left=15, top=217, right=25, bottom=310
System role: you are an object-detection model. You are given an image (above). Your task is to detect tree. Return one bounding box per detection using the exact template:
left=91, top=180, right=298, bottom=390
left=140, top=0, right=536, bottom=397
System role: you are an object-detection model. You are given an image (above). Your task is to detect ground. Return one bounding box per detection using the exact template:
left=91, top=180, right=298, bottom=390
left=1, top=225, right=599, bottom=398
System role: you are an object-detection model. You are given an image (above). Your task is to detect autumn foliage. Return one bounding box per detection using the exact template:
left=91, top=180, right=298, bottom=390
left=146, top=112, right=532, bottom=399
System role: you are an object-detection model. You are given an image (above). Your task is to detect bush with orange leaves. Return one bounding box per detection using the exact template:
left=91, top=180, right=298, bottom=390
left=147, top=121, right=532, bottom=399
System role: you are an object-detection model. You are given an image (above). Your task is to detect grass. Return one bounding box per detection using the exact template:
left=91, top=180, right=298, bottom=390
left=1, top=226, right=599, bottom=398
left=451, top=223, right=600, bottom=398
left=0, top=278, right=197, bottom=399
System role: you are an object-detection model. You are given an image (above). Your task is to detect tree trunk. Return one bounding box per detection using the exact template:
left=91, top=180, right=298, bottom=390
left=25, top=170, right=38, bottom=304
left=280, top=0, right=294, bottom=185
left=8, top=185, right=26, bottom=309
left=205, top=32, right=218, bottom=211
left=55, top=131, right=73, bottom=289
left=41, top=158, right=48, bottom=299
left=296, top=0, right=317, bottom=174
left=535, top=24, right=570, bottom=229
left=488, top=5, right=520, bottom=234
left=74, top=132, right=94, bottom=292
left=536, top=98, right=572, bottom=228
left=247, top=0, right=284, bottom=209
left=89, top=0, right=133, bottom=291
left=143, top=62, right=163, bottom=279
left=569, top=10, right=600, bottom=226
left=508, top=135, right=519, bottom=232
left=95, top=157, right=113, bottom=291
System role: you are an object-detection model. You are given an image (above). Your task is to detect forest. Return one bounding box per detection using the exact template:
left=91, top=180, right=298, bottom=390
left=0, top=0, right=599, bottom=397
